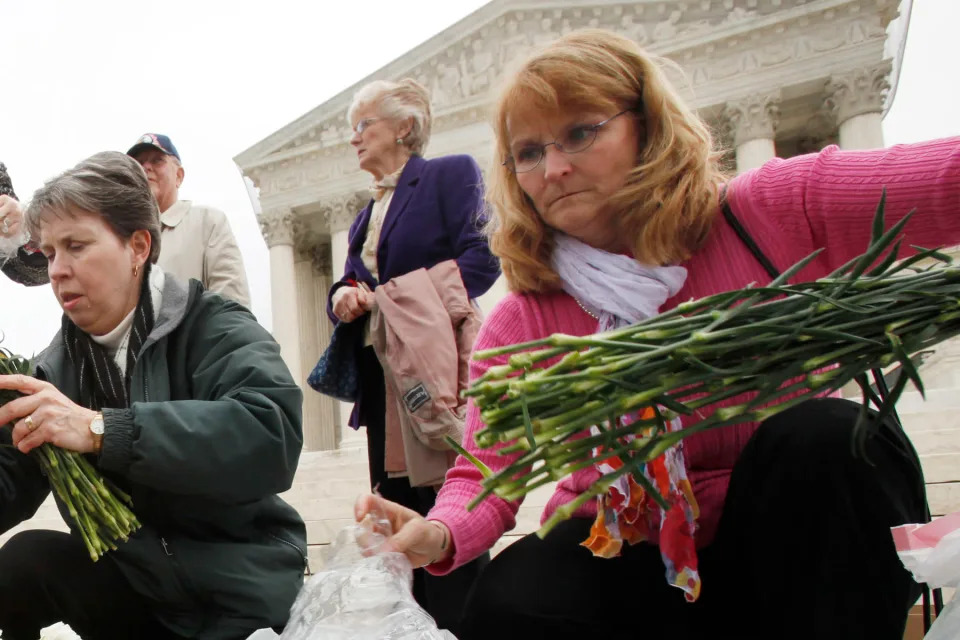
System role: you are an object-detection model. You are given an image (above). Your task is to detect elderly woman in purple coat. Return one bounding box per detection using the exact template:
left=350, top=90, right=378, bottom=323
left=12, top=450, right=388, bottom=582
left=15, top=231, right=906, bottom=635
left=327, top=78, right=499, bottom=634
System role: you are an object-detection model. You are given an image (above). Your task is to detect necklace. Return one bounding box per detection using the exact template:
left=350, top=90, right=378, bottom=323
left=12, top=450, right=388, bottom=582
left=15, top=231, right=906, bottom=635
left=574, top=297, right=598, bottom=320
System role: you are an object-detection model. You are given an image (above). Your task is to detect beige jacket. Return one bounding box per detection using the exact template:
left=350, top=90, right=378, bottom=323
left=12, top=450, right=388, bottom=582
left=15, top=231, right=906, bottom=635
left=158, top=200, right=251, bottom=307
left=369, top=260, right=482, bottom=488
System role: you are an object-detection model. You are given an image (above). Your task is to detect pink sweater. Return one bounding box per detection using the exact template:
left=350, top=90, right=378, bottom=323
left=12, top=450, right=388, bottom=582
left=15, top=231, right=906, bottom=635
left=428, top=138, right=960, bottom=574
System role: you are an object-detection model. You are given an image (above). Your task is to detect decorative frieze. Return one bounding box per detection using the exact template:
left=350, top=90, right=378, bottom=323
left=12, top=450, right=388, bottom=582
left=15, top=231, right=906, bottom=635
left=255, top=1, right=892, bottom=164
left=824, top=60, right=893, bottom=124
left=723, top=91, right=781, bottom=147
left=241, top=1, right=899, bottom=212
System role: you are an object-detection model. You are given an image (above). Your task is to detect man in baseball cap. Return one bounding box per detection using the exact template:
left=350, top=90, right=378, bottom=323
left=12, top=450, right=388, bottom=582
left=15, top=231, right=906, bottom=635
left=128, top=133, right=250, bottom=307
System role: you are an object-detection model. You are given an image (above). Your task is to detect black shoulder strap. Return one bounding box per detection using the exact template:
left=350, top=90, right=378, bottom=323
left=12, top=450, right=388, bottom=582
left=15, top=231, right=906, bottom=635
left=721, top=197, right=781, bottom=280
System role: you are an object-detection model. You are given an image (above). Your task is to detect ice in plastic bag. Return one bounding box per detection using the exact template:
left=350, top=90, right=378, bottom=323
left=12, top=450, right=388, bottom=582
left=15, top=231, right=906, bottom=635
left=892, top=510, right=960, bottom=640
left=279, top=511, right=457, bottom=640
left=38, top=623, right=82, bottom=640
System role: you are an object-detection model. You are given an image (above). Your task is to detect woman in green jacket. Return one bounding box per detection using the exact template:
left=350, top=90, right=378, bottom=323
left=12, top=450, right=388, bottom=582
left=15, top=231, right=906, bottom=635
left=0, top=152, right=306, bottom=639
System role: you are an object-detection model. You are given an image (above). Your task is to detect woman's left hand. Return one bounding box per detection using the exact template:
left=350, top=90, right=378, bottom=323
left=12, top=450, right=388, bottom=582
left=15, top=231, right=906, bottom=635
left=0, top=195, right=23, bottom=239
left=0, top=374, right=99, bottom=455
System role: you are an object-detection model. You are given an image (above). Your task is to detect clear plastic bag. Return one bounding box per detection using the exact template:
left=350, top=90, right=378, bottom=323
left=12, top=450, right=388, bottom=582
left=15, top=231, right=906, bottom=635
left=893, top=510, right=960, bottom=640
left=278, top=512, right=457, bottom=640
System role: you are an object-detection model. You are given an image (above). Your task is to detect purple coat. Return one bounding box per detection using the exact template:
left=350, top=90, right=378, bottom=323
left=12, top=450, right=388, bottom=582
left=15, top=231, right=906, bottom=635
left=327, top=153, right=501, bottom=428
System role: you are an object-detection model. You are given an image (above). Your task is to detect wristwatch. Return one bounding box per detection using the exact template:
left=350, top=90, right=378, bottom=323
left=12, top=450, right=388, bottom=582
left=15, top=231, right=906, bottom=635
left=89, top=412, right=105, bottom=453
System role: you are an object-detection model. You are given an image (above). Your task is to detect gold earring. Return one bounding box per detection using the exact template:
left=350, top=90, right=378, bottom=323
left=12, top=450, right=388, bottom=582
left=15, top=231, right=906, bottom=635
left=133, top=264, right=140, bottom=277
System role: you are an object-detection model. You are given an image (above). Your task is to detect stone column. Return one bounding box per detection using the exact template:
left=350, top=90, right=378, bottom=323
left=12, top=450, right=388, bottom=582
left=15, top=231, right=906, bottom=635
left=825, top=61, right=892, bottom=150
left=311, top=245, right=340, bottom=449
left=295, top=243, right=339, bottom=451
left=723, top=91, right=781, bottom=174
left=259, top=207, right=303, bottom=385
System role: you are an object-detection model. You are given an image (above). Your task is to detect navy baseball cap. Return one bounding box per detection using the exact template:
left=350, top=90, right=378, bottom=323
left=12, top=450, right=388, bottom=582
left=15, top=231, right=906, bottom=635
left=127, top=133, right=181, bottom=162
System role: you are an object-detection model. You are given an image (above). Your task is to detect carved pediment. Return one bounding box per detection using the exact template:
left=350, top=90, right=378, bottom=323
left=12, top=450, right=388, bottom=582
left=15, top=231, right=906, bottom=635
left=237, top=0, right=874, bottom=172
left=238, top=0, right=902, bottom=228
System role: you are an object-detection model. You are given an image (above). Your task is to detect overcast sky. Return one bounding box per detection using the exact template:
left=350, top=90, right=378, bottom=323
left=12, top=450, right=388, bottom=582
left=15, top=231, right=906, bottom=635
left=1, top=0, right=957, bottom=357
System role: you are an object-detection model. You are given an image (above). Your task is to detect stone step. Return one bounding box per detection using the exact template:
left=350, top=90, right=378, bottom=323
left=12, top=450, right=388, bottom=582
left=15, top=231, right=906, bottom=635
left=919, top=453, right=960, bottom=484
left=900, top=411, right=960, bottom=434
left=489, top=534, right=524, bottom=557
left=292, top=447, right=369, bottom=475
left=304, top=517, right=357, bottom=548
left=282, top=455, right=370, bottom=493
left=895, top=388, right=960, bottom=413
left=306, top=545, right=326, bottom=573
left=0, top=495, right=68, bottom=546
left=906, top=428, right=960, bottom=454
left=4, top=443, right=955, bottom=560
left=927, top=482, right=960, bottom=516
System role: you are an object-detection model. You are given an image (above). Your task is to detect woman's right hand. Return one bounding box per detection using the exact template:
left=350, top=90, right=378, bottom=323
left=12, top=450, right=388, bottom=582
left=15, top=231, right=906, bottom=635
left=332, top=286, right=375, bottom=323
left=355, top=494, right=451, bottom=568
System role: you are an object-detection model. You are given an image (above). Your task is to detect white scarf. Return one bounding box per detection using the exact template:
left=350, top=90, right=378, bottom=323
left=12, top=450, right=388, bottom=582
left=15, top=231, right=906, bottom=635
left=550, top=233, right=688, bottom=330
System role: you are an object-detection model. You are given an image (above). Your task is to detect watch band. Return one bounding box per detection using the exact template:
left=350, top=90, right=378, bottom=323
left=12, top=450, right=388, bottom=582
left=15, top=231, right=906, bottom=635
left=91, top=432, right=103, bottom=454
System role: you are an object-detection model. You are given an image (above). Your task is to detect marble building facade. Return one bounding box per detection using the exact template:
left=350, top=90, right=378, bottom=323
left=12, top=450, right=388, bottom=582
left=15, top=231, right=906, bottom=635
left=236, top=0, right=905, bottom=452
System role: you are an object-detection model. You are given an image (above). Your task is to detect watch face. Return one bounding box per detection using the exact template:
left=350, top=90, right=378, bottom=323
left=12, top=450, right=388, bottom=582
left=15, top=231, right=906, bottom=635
left=90, top=415, right=105, bottom=435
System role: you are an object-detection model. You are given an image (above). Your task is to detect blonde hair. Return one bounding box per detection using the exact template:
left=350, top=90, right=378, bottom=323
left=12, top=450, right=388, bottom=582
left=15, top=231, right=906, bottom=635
left=487, top=29, right=727, bottom=293
left=347, top=78, right=433, bottom=155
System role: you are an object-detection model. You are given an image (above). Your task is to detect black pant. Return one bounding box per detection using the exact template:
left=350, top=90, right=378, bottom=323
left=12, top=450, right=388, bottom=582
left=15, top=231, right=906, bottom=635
left=460, top=398, right=927, bottom=640
left=0, top=530, right=185, bottom=640
left=359, top=347, right=489, bottom=637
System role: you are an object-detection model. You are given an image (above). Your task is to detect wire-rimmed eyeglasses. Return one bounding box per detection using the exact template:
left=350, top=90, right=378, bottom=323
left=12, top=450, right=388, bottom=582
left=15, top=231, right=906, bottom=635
left=353, top=118, right=381, bottom=135
left=502, top=109, right=637, bottom=174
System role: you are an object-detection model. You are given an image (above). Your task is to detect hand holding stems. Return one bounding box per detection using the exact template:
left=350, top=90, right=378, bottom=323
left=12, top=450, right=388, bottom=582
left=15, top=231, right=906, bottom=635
left=0, top=374, right=100, bottom=455
left=333, top=283, right=375, bottom=323
left=355, top=494, right=452, bottom=568
left=0, top=356, right=139, bottom=561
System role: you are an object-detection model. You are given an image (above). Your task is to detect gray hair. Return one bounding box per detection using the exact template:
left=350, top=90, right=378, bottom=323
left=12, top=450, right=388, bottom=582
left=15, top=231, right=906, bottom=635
left=25, top=151, right=162, bottom=263
left=347, top=78, right=433, bottom=155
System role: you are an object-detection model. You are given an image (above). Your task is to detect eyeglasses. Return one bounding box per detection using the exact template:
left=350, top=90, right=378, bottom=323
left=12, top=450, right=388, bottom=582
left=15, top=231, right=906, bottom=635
left=503, top=109, right=637, bottom=174
left=353, top=118, right=381, bottom=135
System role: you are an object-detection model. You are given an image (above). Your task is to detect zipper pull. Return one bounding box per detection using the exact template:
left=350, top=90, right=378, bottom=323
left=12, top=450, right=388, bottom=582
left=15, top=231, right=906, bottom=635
left=161, top=537, right=172, bottom=556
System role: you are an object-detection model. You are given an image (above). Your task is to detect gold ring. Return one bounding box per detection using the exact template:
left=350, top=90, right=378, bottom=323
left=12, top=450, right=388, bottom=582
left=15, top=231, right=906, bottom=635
left=24, top=415, right=36, bottom=432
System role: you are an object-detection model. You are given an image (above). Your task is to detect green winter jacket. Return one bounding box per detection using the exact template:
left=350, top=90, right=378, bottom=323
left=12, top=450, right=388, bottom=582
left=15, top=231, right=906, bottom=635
left=0, top=275, right=306, bottom=638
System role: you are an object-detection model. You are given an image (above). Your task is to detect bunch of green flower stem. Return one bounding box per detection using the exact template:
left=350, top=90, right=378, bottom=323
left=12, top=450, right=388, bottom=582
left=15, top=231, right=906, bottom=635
left=453, top=196, right=960, bottom=538
left=0, top=351, right=140, bottom=561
